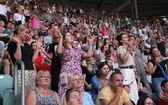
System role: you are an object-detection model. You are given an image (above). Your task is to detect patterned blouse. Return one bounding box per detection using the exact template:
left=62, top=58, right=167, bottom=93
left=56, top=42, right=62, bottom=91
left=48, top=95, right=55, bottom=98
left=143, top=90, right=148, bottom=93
left=34, top=89, right=59, bottom=105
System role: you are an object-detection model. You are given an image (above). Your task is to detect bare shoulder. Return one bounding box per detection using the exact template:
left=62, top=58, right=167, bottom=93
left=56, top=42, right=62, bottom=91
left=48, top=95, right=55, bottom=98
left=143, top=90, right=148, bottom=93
left=27, top=90, right=36, bottom=97
left=54, top=92, right=60, bottom=99
left=26, top=90, right=36, bottom=105
left=54, top=91, right=62, bottom=105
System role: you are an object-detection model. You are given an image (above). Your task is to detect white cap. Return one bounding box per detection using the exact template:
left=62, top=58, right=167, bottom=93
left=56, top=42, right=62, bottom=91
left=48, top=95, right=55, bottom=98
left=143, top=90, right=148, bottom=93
left=123, top=79, right=133, bottom=86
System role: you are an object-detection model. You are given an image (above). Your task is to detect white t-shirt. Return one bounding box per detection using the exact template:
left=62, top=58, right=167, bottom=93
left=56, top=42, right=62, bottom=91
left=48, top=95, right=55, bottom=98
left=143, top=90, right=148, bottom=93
left=117, top=46, right=135, bottom=66
left=14, top=13, right=25, bottom=24
left=62, top=16, right=69, bottom=24
left=0, top=4, right=7, bottom=16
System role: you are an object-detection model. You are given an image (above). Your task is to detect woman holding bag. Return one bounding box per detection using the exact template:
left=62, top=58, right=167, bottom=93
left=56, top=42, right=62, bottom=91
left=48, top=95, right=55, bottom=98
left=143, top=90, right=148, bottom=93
left=57, top=32, right=93, bottom=97
left=148, top=47, right=167, bottom=97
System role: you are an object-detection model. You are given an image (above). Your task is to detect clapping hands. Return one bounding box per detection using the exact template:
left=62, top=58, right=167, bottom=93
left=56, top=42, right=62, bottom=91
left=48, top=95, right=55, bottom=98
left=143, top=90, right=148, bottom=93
left=88, top=36, right=95, bottom=45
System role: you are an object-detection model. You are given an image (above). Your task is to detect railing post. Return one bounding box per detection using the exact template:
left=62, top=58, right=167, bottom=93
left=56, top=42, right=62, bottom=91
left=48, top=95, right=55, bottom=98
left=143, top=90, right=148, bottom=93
left=14, top=60, right=25, bottom=105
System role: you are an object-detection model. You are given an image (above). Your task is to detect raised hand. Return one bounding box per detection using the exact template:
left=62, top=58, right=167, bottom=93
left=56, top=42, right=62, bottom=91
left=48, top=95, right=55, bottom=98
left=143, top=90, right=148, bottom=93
left=106, top=70, right=114, bottom=79
left=11, top=36, right=20, bottom=43
left=36, top=36, right=43, bottom=48
left=58, top=30, right=63, bottom=39
left=88, top=36, right=95, bottom=45
left=116, top=86, right=123, bottom=96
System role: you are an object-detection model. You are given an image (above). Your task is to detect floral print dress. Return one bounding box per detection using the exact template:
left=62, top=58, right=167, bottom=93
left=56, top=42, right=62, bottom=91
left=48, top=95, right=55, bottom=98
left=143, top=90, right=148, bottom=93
left=58, top=47, right=85, bottom=97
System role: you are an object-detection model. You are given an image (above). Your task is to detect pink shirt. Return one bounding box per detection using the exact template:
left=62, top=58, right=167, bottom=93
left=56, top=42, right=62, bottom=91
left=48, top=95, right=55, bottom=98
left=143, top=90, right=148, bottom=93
left=32, top=18, right=40, bottom=29
left=101, top=30, right=109, bottom=36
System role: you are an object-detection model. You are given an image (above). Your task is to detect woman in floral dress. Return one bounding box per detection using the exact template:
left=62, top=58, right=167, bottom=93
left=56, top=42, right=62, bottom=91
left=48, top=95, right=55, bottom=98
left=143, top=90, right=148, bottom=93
left=57, top=32, right=93, bottom=97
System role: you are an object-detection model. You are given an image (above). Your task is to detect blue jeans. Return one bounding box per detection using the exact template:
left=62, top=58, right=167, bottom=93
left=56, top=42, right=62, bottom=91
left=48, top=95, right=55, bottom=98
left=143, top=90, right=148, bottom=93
left=152, top=77, right=164, bottom=97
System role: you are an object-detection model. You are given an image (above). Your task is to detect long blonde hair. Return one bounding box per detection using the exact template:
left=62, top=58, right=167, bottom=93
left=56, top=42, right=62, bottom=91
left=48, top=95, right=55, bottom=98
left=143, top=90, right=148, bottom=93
left=52, top=28, right=60, bottom=42
left=14, top=24, right=28, bottom=35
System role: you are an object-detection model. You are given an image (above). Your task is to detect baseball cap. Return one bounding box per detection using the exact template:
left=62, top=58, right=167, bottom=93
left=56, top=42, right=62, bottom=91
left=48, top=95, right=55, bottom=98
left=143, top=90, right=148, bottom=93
left=123, top=79, right=133, bottom=86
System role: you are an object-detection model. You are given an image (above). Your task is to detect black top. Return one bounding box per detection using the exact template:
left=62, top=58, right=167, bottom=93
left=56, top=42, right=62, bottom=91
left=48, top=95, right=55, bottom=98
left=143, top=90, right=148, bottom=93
left=7, top=41, right=34, bottom=70
left=48, top=42, right=61, bottom=67
left=38, top=31, right=48, bottom=37
left=149, top=59, right=166, bottom=78
left=82, top=66, right=95, bottom=84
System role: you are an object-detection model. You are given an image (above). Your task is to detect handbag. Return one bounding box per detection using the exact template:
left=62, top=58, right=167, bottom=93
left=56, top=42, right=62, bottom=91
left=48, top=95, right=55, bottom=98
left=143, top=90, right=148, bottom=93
left=158, top=63, right=168, bottom=80
left=60, top=71, right=68, bottom=86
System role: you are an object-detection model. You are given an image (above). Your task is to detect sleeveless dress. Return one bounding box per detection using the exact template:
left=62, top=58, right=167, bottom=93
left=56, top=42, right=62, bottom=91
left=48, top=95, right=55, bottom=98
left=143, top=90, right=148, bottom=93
left=34, top=89, right=59, bottom=105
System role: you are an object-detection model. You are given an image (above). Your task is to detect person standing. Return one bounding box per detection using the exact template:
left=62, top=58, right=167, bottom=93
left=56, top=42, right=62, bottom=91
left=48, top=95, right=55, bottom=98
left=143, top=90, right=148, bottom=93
left=57, top=32, right=93, bottom=97
left=13, top=6, right=25, bottom=25
left=48, top=28, right=61, bottom=92
left=116, top=33, right=139, bottom=103
left=7, top=25, right=42, bottom=95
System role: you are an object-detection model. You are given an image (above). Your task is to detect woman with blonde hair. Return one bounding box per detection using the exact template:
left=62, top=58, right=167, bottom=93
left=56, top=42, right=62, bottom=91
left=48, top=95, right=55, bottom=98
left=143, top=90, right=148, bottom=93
left=26, top=70, right=62, bottom=105
left=63, top=88, right=82, bottom=105
left=7, top=24, right=43, bottom=95
left=62, top=74, right=94, bottom=105
left=47, top=28, right=62, bottom=92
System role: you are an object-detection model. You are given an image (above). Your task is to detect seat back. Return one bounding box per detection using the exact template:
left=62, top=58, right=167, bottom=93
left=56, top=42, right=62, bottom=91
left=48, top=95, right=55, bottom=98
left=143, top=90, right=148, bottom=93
left=0, top=74, right=13, bottom=90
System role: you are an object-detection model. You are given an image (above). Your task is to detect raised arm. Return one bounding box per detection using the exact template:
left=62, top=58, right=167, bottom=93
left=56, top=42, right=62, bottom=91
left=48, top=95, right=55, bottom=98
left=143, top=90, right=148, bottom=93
left=11, top=36, right=22, bottom=60
left=82, top=36, right=94, bottom=58
left=32, top=37, right=43, bottom=62
left=56, top=32, right=63, bottom=55
left=148, top=61, right=157, bottom=75
left=118, top=46, right=130, bottom=63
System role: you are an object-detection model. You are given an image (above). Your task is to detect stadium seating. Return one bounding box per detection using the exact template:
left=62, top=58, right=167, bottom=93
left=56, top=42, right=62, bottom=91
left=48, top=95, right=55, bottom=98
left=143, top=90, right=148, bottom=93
left=0, top=74, right=14, bottom=105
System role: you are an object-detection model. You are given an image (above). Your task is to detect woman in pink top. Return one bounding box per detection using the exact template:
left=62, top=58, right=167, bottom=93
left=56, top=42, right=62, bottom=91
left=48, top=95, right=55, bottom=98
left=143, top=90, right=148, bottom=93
left=31, top=15, right=40, bottom=30
left=100, top=25, right=109, bottom=38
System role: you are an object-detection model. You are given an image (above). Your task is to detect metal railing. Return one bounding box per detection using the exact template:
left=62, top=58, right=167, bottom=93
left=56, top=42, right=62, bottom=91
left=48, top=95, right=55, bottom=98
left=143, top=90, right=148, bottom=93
left=14, top=60, right=25, bottom=105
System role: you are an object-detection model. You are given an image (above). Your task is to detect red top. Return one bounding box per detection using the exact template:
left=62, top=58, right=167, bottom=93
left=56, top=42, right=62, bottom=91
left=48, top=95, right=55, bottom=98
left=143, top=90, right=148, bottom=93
left=158, top=93, right=168, bottom=105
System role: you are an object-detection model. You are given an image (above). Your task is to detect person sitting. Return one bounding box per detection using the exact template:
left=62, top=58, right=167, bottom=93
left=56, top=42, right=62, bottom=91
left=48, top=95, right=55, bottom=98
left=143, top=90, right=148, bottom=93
left=62, top=74, right=94, bottom=105
left=26, top=70, right=62, bottom=105
left=137, top=95, right=155, bottom=105
left=0, top=58, right=10, bottom=75
left=91, top=62, right=113, bottom=103
left=0, top=50, right=14, bottom=76
left=96, top=71, right=133, bottom=105
left=158, top=80, right=168, bottom=105
left=63, top=88, right=83, bottom=105
left=123, top=79, right=135, bottom=105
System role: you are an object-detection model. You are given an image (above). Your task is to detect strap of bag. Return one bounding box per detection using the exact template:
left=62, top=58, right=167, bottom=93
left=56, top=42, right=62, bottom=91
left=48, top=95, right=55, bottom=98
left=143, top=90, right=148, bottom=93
left=158, top=63, right=168, bottom=79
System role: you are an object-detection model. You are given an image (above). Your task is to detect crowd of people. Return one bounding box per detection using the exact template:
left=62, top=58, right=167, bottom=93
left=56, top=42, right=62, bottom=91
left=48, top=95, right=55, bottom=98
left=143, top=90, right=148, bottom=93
left=0, top=0, right=168, bottom=105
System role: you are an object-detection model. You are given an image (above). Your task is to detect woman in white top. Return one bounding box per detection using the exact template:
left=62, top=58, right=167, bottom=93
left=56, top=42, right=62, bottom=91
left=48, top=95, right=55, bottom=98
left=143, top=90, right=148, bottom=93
left=116, top=33, right=139, bottom=104
left=13, top=6, right=25, bottom=25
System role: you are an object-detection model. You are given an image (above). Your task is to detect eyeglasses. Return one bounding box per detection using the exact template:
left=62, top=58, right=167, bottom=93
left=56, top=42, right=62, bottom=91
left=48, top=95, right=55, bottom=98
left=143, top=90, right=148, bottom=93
left=39, top=76, right=51, bottom=79
left=144, top=102, right=155, bottom=105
